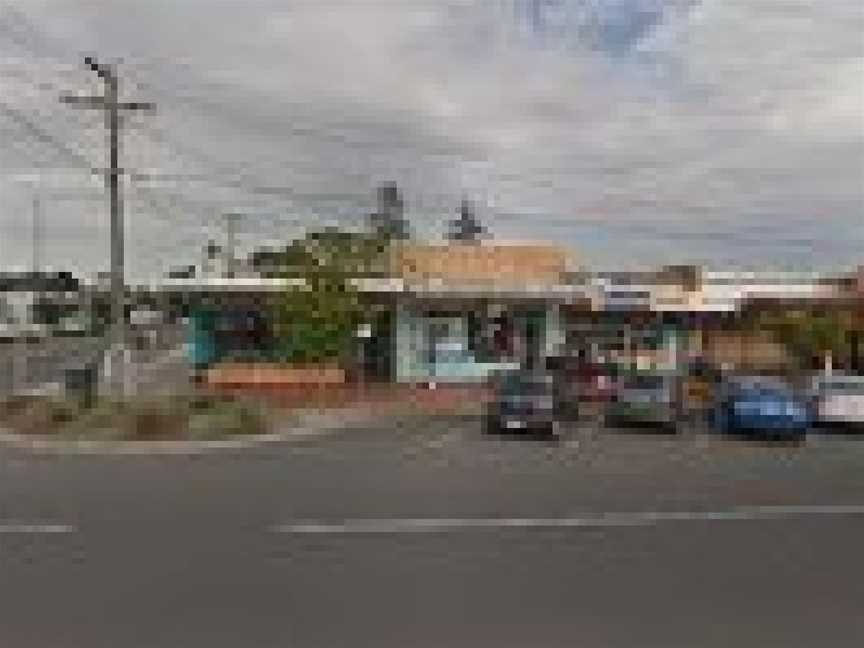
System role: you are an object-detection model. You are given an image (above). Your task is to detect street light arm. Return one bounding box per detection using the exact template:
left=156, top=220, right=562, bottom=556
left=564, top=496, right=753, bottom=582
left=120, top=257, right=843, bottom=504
left=60, top=96, right=156, bottom=113
left=117, top=102, right=157, bottom=113
left=59, top=94, right=107, bottom=108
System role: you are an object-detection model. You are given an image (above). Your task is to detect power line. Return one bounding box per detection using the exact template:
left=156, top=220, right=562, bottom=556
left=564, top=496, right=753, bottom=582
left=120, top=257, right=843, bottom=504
left=31, top=191, right=41, bottom=275
left=119, top=60, right=431, bottom=189
left=0, top=107, right=211, bottom=274
left=0, top=8, right=393, bottom=218
left=0, top=11, right=294, bottom=268
left=0, top=5, right=397, bottom=242
left=0, top=100, right=99, bottom=174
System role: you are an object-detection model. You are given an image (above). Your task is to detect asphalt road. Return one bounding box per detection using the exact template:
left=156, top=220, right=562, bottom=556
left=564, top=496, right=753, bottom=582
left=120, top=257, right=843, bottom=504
left=1, top=418, right=864, bottom=647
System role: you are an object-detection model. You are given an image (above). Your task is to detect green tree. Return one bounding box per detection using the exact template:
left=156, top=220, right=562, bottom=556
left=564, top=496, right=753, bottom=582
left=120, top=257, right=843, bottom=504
left=758, top=309, right=858, bottom=370
left=368, top=182, right=411, bottom=242
left=268, top=227, right=387, bottom=364
left=447, top=197, right=487, bottom=243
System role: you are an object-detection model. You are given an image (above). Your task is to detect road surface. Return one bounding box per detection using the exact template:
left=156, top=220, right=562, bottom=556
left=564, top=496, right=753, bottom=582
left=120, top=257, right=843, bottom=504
left=1, top=417, right=863, bottom=647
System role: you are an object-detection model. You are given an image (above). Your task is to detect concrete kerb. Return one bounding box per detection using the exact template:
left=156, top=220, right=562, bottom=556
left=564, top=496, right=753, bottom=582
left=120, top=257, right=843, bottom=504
left=0, top=402, right=483, bottom=456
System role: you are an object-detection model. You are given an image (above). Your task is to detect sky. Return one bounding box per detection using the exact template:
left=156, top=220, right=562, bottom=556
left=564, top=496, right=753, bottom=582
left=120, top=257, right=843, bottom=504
left=1, top=0, right=862, bottom=282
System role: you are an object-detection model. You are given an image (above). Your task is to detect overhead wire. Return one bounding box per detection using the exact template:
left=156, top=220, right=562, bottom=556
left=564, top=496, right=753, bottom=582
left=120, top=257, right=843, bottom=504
left=0, top=7, right=385, bottom=217
left=0, top=2, right=386, bottom=254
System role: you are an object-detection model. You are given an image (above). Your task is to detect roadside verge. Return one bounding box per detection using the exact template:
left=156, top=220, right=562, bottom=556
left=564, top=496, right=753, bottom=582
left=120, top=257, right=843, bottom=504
left=0, top=398, right=484, bottom=455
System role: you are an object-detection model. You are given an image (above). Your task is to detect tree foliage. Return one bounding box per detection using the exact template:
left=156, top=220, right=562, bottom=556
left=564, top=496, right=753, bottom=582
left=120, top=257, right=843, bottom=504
left=447, top=197, right=487, bottom=243
left=757, top=308, right=860, bottom=368
left=369, top=182, right=411, bottom=242
left=267, top=227, right=386, bottom=364
left=254, top=182, right=415, bottom=365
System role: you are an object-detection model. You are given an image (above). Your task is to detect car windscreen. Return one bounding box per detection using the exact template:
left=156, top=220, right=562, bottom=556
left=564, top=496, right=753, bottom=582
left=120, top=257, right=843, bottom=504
left=733, top=386, right=795, bottom=402
left=624, top=375, right=667, bottom=391
left=819, top=379, right=864, bottom=394
left=500, top=375, right=553, bottom=395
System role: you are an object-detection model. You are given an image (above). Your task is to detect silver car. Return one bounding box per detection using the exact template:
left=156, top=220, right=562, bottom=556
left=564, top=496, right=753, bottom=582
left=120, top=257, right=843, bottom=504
left=605, top=372, right=680, bottom=431
left=809, top=374, right=864, bottom=429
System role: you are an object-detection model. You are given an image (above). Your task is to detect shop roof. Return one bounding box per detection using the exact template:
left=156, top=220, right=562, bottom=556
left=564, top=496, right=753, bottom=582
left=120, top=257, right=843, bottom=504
left=393, top=243, right=572, bottom=284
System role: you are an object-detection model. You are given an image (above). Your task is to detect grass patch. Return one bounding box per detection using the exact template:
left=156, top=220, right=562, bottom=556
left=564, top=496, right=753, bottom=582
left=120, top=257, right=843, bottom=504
left=0, top=392, right=271, bottom=441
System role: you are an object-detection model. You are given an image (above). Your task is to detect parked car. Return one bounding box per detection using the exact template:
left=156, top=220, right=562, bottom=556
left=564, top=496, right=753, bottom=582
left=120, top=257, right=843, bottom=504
left=605, top=371, right=680, bottom=431
left=573, top=362, right=618, bottom=404
left=680, top=358, right=722, bottom=415
left=485, top=369, right=563, bottom=437
left=809, top=374, right=864, bottom=429
left=544, top=356, right=586, bottom=419
left=0, top=320, right=17, bottom=341
left=546, top=356, right=616, bottom=409
left=0, top=321, right=49, bottom=341
left=54, top=313, right=90, bottom=337
left=711, top=376, right=811, bottom=441
left=129, top=308, right=165, bottom=328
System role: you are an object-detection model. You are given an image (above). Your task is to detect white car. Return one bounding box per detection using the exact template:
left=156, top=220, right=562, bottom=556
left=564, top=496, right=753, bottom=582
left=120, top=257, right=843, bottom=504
left=0, top=321, right=48, bottom=340
left=810, top=374, right=864, bottom=428
left=129, top=308, right=164, bottom=327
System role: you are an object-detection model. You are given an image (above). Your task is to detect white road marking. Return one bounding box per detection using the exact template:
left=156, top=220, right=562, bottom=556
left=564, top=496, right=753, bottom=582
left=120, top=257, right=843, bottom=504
left=420, top=429, right=463, bottom=450
left=273, top=504, right=864, bottom=535
left=0, top=522, right=76, bottom=534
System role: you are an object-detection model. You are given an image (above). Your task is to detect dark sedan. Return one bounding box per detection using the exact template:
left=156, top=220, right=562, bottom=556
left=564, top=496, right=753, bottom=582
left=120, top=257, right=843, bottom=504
left=485, top=370, right=563, bottom=437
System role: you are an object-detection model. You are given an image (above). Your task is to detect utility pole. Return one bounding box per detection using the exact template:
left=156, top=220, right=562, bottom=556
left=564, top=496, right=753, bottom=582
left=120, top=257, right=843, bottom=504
left=223, top=212, right=242, bottom=278
left=61, top=56, right=155, bottom=395
left=31, top=193, right=42, bottom=277
left=30, top=192, right=43, bottom=350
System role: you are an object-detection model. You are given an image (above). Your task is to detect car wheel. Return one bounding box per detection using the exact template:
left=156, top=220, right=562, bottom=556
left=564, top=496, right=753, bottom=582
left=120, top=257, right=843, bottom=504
left=710, top=407, right=728, bottom=434
left=483, top=416, right=501, bottom=435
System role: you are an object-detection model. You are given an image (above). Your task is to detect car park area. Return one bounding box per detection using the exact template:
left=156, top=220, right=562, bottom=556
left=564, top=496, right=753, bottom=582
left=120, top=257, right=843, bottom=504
left=485, top=359, right=853, bottom=443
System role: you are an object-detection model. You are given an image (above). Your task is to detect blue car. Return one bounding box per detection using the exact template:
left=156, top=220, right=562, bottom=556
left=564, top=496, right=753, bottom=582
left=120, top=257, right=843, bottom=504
left=711, top=377, right=811, bottom=441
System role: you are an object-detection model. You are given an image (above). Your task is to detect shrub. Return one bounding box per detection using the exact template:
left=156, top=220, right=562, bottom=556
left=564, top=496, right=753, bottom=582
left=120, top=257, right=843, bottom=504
left=1, top=393, right=271, bottom=441
left=186, top=398, right=268, bottom=440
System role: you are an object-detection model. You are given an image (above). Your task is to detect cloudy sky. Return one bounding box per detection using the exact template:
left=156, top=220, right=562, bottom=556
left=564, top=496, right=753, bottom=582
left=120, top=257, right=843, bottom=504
left=1, top=0, right=862, bottom=281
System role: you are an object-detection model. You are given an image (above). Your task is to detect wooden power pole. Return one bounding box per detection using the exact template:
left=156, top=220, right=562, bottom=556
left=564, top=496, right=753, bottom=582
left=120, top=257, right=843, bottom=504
left=61, top=56, right=155, bottom=394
